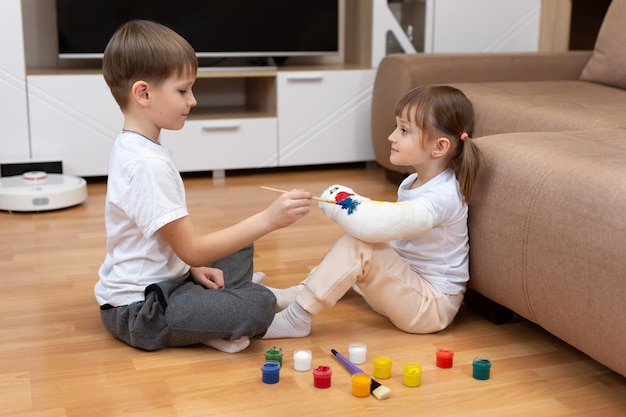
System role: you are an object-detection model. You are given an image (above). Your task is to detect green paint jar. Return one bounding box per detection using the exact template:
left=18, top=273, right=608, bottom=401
left=265, top=347, right=283, bottom=367
left=472, top=358, right=492, bottom=380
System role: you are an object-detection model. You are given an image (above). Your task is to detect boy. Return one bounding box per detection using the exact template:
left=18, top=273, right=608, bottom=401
left=95, top=20, right=312, bottom=352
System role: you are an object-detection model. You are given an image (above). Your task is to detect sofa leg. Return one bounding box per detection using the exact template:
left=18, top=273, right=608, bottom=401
left=464, top=288, right=515, bottom=324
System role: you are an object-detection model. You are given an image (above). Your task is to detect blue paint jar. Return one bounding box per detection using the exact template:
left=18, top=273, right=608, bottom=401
left=261, top=360, right=281, bottom=384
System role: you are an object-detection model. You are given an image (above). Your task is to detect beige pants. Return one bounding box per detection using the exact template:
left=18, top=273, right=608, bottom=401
left=296, top=234, right=464, bottom=334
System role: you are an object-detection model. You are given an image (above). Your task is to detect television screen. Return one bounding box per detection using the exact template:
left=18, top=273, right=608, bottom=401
left=55, top=0, right=339, bottom=59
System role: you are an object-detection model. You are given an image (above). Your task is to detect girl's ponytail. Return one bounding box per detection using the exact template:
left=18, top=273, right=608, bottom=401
left=451, top=134, right=482, bottom=205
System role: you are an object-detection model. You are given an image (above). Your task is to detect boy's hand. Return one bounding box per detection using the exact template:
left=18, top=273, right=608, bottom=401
left=190, top=266, right=225, bottom=289
left=266, top=189, right=313, bottom=229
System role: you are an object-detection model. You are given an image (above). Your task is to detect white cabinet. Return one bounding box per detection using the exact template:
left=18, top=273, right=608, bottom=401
left=5, top=0, right=378, bottom=178
left=13, top=0, right=375, bottom=178
left=24, top=68, right=375, bottom=177
left=0, top=0, right=30, bottom=163
left=162, top=68, right=377, bottom=171
left=27, top=71, right=280, bottom=177
left=161, top=72, right=278, bottom=173
left=27, top=73, right=121, bottom=176
left=277, top=68, right=376, bottom=166
left=161, top=118, right=277, bottom=172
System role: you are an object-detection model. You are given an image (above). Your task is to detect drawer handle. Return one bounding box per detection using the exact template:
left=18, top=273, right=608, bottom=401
left=285, top=74, right=323, bottom=82
left=201, top=122, right=241, bottom=131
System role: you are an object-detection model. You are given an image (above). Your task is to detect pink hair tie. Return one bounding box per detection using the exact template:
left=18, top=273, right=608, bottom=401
left=460, top=132, right=469, bottom=141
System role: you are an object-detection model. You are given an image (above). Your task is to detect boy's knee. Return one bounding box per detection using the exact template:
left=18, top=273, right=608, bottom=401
left=251, top=285, right=277, bottom=326
left=258, top=285, right=277, bottom=313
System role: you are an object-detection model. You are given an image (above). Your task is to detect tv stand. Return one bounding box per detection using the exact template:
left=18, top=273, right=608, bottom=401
left=11, top=0, right=380, bottom=177
left=198, top=57, right=277, bottom=73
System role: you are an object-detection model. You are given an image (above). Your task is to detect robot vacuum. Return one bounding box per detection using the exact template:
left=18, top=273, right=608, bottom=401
left=0, top=171, right=87, bottom=212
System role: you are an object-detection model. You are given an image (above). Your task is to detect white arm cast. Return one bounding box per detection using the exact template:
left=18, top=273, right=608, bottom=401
left=319, top=184, right=434, bottom=243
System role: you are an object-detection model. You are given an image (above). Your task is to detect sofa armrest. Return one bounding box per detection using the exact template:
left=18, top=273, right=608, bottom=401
left=371, top=51, right=593, bottom=176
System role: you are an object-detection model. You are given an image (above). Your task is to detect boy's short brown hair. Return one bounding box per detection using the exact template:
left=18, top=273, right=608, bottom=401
left=102, top=20, right=198, bottom=109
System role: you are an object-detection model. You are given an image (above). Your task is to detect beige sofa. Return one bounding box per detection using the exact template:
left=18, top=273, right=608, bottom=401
left=370, top=1, right=626, bottom=377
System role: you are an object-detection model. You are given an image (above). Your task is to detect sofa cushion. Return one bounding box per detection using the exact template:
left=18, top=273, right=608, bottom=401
left=580, top=0, right=626, bottom=89
left=450, top=81, right=626, bottom=137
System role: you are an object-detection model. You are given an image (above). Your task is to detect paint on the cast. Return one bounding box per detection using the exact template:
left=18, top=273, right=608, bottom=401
left=331, top=189, right=361, bottom=215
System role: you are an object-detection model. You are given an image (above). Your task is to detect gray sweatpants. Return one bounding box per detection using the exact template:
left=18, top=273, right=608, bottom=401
left=99, top=244, right=276, bottom=351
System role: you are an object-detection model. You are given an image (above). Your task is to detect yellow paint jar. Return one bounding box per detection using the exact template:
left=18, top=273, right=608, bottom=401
left=403, top=363, right=422, bottom=387
left=373, top=356, right=392, bottom=379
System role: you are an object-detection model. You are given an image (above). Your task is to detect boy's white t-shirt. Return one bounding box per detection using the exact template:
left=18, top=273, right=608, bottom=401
left=95, top=132, right=189, bottom=306
left=390, top=169, right=469, bottom=295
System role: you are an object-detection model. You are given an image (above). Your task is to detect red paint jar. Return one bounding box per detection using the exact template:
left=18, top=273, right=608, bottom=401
left=313, top=365, right=332, bottom=388
left=436, top=347, right=454, bottom=368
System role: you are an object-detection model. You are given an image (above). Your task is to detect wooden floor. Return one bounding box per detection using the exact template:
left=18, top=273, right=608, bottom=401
left=1, top=165, right=624, bottom=417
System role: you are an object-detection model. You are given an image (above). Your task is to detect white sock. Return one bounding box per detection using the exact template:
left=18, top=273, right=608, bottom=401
left=203, top=336, right=250, bottom=353
left=266, top=284, right=305, bottom=311
left=262, top=302, right=312, bottom=339
left=252, top=272, right=266, bottom=284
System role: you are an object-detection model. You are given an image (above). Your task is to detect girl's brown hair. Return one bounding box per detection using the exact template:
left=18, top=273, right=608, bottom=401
left=102, top=20, right=198, bottom=109
left=394, top=85, right=482, bottom=204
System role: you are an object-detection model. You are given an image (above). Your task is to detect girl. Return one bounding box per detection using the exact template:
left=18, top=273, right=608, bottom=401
left=263, top=85, right=482, bottom=338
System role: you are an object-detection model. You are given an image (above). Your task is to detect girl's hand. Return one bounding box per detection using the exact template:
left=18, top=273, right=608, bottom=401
left=265, top=189, right=313, bottom=229
left=190, top=266, right=225, bottom=289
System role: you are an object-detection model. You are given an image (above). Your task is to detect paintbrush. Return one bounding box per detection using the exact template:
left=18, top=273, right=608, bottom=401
left=330, top=349, right=391, bottom=400
left=260, top=186, right=336, bottom=204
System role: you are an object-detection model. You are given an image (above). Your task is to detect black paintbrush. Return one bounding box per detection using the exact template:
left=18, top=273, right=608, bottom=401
left=330, top=349, right=391, bottom=400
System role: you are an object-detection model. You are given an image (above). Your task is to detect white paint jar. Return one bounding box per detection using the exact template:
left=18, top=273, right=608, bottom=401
left=293, top=349, right=312, bottom=371
left=348, top=342, right=367, bottom=364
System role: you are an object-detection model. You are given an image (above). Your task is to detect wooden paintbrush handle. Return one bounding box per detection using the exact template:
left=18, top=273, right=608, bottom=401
left=260, top=186, right=336, bottom=204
